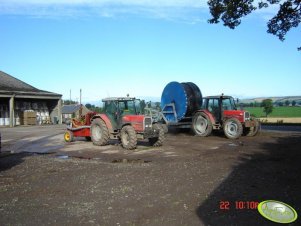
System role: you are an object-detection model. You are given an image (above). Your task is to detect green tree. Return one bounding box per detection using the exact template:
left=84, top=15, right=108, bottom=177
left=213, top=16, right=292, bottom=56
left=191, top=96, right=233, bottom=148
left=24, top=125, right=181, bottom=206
left=155, top=102, right=161, bottom=111
left=147, top=101, right=152, bottom=108
left=85, top=103, right=102, bottom=112
left=292, top=100, right=296, bottom=106
left=63, top=100, right=77, bottom=105
left=207, top=0, right=301, bottom=50
left=261, top=99, right=274, bottom=117
left=278, top=102, right=283, bottom=107
left=140, top=100, right=146, bottom=113
left=285, top=100, right=290, bottom=106
left=85, top=103, right=92, bottom=109
left=94, top=107, right=102, bottom=113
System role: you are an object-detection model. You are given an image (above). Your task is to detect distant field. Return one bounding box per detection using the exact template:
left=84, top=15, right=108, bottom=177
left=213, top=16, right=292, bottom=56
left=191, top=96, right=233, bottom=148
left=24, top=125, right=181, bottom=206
left=244, top=107, right=301, bottom=117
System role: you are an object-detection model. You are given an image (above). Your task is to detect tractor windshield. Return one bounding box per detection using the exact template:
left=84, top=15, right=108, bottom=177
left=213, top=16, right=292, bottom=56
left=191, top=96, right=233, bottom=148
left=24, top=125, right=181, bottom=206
left=135, top=99, right=143, bottom=114
left=104, top=101, right=117, bottom=115
left=118, top=100, right=135, bottom=115
left=222, top=98, right=237, bottom=110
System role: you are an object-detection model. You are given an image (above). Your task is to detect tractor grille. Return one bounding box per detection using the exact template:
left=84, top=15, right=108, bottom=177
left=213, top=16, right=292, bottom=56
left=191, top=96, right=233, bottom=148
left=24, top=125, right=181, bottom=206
left=244, top=112, right=250, bottom=120
left=144, top=117, right=152, bottom=129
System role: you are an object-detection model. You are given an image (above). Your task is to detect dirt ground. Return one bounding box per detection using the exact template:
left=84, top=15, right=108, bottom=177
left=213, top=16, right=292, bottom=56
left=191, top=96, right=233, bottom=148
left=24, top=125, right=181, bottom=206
left=0, top=125, right=300, bottom=226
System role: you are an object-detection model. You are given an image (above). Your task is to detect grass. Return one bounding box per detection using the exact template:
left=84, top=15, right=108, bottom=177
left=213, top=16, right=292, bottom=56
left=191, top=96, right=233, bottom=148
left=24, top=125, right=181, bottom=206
left=244, top=107, right=301, bottom=118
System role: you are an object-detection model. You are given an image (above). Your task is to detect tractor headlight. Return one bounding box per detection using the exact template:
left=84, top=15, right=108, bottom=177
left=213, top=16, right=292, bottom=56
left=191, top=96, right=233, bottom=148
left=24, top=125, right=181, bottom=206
left=244, top=112, right=250, bottom=121
left=144, top=117, right=152, bottom=129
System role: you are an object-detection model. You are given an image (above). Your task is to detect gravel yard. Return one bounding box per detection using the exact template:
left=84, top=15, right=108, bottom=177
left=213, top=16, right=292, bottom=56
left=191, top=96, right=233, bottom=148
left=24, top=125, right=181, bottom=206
left=0, top=125, right=300, bottom=225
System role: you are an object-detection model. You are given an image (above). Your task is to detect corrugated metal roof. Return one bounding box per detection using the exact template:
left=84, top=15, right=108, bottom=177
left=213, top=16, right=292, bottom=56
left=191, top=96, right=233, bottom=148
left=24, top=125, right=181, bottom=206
left=62, top=105, right=81, bottom=114
left=0, top=70, right=61, bottom=97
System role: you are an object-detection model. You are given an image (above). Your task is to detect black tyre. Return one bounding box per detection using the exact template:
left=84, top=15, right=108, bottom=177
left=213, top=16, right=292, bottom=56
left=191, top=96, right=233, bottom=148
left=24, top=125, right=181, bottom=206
left=120, top=125, right=137, bottom=150
left=85, top=136, right=91, bottom=141
left=91, top=118, right=110, bottom=146
left=149, top=124, right=165, bottom=147
left=244, top=118, right=261, bottom=137
left=64, top=130, right=74, bottom=142
left=192, top=112, right=213, bottom=137
left=223, top=118, right=243, bottom=139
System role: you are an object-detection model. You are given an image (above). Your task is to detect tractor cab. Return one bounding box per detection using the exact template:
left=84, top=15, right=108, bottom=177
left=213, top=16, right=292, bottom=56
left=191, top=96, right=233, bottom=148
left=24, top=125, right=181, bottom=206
left=102, top=97, right=144, bottom=130
left=103, top=97, right=142, bottom=115
left=202, top=95, right=246, bottom=123
left=193, top=94, right=259, bottom=139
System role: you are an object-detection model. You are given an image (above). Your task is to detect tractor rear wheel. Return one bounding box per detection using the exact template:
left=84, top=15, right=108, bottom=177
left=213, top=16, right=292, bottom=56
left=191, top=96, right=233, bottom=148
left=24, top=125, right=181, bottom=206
left=91, top=118, right=109, bottom=146
left=120, top=125, right=137, bottom=150
left=149, top=124, right=165, bottom=147
left=192, top=112, right=213, bottom=137
left=223, top=118, right=243, bottom=139
left=64, top=130, right=74, bottom=142
left=244, top=118, right=260, bottom=136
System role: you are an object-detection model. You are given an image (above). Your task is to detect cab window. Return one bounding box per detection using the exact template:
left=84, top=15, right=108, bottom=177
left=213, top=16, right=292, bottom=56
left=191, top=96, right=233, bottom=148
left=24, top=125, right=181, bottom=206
left=135, top=100, right=142, bottom=114
left=208, top=99, right=219, bottom=113
left=105, top=101, right=117, bottom=115
left=118, top=101, right=135, bottom=115
left=222, top=98, right=236, bottom=110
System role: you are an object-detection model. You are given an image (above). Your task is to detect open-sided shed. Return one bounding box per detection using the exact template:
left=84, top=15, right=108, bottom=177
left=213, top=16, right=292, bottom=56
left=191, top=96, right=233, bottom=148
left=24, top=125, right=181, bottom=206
left=0, top=71, right=62, bottom=127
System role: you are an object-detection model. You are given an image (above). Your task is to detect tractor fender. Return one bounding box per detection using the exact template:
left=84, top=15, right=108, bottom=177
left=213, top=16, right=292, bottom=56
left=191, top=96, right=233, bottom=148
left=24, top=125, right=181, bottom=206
left=223, top=110, right=245, bottom=123
left=195, top=110, right=215, bottom=124
left=122, top=115, right=144, bottom=132
left=91, top=114, right=114, bottom=133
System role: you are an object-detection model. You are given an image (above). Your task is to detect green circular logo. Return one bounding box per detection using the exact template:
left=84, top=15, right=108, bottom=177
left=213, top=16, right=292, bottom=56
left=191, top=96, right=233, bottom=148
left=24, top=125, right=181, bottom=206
left=258, top=200, right=298, bottom=224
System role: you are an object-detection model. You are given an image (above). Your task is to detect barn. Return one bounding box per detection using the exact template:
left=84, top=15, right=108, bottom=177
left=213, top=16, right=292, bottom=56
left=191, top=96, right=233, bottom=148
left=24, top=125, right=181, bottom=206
left=0, top=71, right=62, bottom=127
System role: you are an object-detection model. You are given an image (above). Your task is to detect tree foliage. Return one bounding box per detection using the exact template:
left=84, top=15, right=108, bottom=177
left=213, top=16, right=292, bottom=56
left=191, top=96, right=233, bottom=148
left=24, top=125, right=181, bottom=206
left=292, top=100, right=296, bottom=106
left=208, top=0, right=301, bottom=50
left=285, top=100, right=290, bottom=106
left=85, top=103, right=102, bottom=113
left=63, top=100, right=77, bottom=105
left=261, top=99, right=274, bottom=117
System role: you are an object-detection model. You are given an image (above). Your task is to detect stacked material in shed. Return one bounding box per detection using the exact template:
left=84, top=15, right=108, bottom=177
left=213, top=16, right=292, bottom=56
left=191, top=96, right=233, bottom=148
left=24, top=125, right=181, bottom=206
left=0, top=105, right=9, bottom=126
left=21, top=110, right=36, bottom=125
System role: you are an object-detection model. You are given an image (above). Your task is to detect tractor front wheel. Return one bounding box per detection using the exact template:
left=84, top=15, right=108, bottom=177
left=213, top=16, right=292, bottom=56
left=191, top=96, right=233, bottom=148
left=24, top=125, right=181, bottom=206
left=120, top=125, right=137, bottom=150
left=223, top=118, right=243, bottom=139
left=192, top=112, right=213, bottom=137
left=149, top=124, right=165, bottom=147
left=64, top=130, right=74, bottom=142
left=244, top=118, right=261, bottom=137
left=91, top=118, right=110, bottom=146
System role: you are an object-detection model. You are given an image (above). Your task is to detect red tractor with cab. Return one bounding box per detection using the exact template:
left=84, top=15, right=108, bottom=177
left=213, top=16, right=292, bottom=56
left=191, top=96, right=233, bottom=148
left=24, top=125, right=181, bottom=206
left=64, top=97, right=165, bottom=149
left=192, top=95, right=260, bottom=139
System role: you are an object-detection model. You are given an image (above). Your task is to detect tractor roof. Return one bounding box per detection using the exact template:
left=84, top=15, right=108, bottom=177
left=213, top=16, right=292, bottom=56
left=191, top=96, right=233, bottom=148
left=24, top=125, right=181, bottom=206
left=102, top=97, right=138, bottom=102
left=204, top=95, right=233, bottom=99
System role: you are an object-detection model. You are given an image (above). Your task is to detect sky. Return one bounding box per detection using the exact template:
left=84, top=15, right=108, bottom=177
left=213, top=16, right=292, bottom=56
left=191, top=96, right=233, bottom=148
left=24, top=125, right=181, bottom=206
left=0, top=0, right=300, bottom=105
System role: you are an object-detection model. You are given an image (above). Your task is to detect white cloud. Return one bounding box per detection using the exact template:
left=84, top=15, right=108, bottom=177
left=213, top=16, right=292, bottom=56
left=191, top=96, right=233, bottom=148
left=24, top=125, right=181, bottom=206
left=0, top=0, right=208, bottom=22
left=0, top=0, right=206, bottom=7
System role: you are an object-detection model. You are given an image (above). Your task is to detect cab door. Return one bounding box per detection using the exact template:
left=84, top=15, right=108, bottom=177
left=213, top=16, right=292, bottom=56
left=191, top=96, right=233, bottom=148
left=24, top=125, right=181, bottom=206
left=104, top=100, right=118, bottom=130
left=207, top=98, right=221, bottom=123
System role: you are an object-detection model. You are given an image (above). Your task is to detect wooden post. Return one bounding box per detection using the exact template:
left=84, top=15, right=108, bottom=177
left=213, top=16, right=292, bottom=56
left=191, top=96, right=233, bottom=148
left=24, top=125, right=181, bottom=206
left=9, top=95, right=15, bottom=127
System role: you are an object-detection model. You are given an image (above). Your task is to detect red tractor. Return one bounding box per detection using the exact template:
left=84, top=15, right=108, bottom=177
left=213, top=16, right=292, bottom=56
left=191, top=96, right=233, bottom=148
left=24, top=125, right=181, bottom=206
left=191, top=95, right=260, bottom=139
left=64, top=97, right=165, bottom=149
